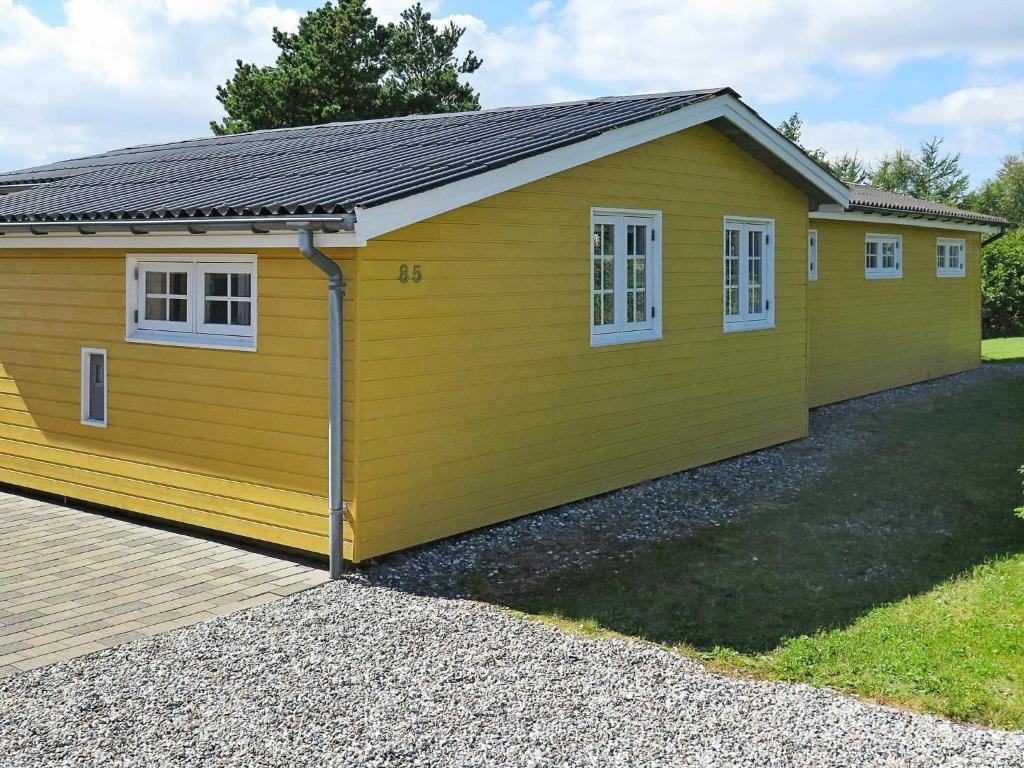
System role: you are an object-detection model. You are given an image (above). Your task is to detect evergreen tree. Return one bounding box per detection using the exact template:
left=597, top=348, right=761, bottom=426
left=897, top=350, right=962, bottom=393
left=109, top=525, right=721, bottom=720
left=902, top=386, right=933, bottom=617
left=829, top=152, right=870, bottom=184
left=212, top=0, right=482, bottom=135
left=966, top=152, right=1024, bottom=225
left=381, top=4, right=482, bottom=116
left=872, top=138, right=969, bottom=205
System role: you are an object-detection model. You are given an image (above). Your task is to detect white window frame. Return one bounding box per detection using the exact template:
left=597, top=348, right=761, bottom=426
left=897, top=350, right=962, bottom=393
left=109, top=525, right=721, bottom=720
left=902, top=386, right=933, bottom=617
left=80, top=347, right=107, bottom=428
left=936, top=237, right=966, bottom=278
left=723, top=216, right=775, bottom=333
left=126, top=254, right=258, bottom=351
left=865, top=234, right=902, bottom=279
left=136, top=261, right=193, bottom=333
left=589, top=207, right=662, bottom=347
left=807, top=229, right=818, bottom=281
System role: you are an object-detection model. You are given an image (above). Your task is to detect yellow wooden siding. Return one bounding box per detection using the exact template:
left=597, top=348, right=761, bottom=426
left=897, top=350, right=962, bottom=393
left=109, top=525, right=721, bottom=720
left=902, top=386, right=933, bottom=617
left=0, top=246, right=356, bottom=557
left=350, top=123, right=811, bottom=560
left=807, top=221, right=981, bottom=407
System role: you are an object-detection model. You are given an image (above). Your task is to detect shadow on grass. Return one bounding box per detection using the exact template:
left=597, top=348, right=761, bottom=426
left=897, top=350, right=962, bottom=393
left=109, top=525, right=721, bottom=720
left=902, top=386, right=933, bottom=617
left=490, top=377, right=1024, bottom=655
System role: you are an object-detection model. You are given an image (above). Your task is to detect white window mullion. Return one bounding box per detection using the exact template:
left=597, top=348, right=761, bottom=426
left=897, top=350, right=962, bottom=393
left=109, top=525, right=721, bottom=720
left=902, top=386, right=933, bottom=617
left=613, top=223, right=628, bottom=334
left=737, top=225, right=750, bottom=322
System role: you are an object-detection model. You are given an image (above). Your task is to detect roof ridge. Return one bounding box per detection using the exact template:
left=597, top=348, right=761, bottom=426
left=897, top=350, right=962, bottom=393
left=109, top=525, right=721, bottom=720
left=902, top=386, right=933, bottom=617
left=97, top=87, right=734, bottom=152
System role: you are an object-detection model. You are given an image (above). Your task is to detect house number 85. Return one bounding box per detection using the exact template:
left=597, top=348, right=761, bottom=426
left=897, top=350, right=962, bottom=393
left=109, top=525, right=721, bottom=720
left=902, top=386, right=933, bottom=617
left=398, top=264, right=423, bottom=283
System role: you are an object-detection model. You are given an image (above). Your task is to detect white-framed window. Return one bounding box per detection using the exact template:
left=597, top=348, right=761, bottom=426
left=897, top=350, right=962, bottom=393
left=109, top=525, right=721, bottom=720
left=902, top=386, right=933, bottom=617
left=126, top=254, right=257, bottom=350
left=808, top=229, right=818, bottom=281
left=81, top=348, right=107, bottom=428
left=937, top=237, right=966, bottom=277
left=865, top=234, right=902, bottom=279
left=723, top=216, right=775, bottom=332
left=590, top=208, right=662, bottom=347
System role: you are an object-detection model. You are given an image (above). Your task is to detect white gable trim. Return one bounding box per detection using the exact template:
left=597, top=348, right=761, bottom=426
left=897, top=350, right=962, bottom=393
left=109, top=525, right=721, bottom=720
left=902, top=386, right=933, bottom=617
left=353, top=93, right=851, bottom=242
left=809, top=209, right=1000, bottom=235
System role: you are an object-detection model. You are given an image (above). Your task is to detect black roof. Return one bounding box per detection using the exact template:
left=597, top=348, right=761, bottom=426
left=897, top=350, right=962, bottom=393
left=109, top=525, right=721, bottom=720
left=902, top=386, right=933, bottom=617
left=0, top=89, right=732, bottom=225
left=846, top=183, right=1008, bottom=226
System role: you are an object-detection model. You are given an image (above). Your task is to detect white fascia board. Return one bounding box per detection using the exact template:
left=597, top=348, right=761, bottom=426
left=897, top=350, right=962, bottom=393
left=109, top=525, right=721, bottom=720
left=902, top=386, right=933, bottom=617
left=354, top=93, right=850, bottom=242
left=0, top=230, right=362, bottom=250
left=714, top=97, right=852, bottom=207
left=809, top=209, right=1000, bottom=235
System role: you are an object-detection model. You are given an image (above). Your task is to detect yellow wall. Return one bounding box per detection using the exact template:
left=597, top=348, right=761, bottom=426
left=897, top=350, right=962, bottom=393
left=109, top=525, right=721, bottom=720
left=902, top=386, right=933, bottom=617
left=807, top=220, right=981, bottom=407
left=0, top=245, right=356, bottom=557
left=349, top=123, right=811, bottom=560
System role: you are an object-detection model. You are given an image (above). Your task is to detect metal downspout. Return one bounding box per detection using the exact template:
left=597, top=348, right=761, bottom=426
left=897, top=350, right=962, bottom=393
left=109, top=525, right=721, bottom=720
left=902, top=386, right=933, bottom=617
left=297, top=229, right=347, bottom=579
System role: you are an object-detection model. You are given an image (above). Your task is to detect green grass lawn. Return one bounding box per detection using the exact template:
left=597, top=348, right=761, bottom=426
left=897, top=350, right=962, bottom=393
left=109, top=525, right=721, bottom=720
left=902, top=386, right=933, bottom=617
left=983, top=337, right=1024, bottom=362
left=498, top=377, right=1024, bottom=729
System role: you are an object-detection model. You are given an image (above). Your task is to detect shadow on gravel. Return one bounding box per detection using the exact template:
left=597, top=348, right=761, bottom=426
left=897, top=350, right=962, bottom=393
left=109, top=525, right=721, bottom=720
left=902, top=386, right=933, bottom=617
left=480, top=376, right=1024, bottom=654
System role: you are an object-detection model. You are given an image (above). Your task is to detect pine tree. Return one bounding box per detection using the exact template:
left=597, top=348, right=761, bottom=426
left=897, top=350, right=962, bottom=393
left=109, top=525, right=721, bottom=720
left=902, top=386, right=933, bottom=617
left=211, top=0, right=482, bottom=135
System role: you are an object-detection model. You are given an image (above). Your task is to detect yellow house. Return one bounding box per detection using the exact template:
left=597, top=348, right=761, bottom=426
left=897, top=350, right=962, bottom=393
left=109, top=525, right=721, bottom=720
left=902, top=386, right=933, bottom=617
left=0, top=89, right=1009, bottom=574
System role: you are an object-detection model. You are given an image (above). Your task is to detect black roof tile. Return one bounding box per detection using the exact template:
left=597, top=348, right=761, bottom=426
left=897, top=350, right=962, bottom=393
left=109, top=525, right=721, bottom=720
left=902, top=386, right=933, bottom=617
left=0, top=89, right=729, bottom=224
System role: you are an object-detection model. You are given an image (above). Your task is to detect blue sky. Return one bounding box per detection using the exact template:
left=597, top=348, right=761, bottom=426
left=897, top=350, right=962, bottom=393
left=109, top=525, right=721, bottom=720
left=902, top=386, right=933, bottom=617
left=4, top=0, right=1024, bottom=187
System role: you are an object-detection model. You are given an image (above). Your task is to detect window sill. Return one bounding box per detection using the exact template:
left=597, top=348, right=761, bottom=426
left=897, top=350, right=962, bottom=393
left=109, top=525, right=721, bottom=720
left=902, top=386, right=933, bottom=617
left=126, top=330, right=257, bottom=352
left=724, top=320, right=775, bottom=333
left=936, top=270, right=965, bottom=278
left=590, top=329, right=662, bottom=347
left=80, top=418, right=107, bottom=428
left=865, top=272, right=902, bottom=280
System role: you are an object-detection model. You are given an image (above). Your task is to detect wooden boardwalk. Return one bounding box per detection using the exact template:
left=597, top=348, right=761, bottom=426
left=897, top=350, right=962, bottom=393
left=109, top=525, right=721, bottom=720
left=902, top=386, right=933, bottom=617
left=0, top=489, right=327, bottom=677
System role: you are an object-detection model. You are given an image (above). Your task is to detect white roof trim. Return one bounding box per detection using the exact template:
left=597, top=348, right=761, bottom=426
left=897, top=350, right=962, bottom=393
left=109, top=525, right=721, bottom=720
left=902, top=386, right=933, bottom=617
left=0, top=230, right=360, bottom=250
left=810, top=209, right=1001, bottom=234
left=353, top=93, right=850, bottom=242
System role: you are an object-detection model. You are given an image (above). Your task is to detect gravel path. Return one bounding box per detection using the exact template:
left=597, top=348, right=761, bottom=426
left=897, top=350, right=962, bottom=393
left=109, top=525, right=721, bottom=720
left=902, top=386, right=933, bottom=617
left=359, top=362, right=1024, bottom=598
left=2, top=582, right=1023, bottom=768
left=4, top=364, right=1024, bottom=766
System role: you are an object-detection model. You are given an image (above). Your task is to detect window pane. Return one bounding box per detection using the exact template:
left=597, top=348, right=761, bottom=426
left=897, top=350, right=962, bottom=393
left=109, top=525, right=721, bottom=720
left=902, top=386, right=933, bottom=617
left=145, top=271, right=166, bottom=294
left=593, top=259, right=602, bottom=291
left=231, top=301, right=252, bottom=326
left=725, top=228, right=740, bottom=317
left=881, top=241, right=895, bottom=269
left=937, top=244, right=946, bottom=268
left=87, top=354, right=104, bottom=423
left=231, top=273, right=252, bottom=298
left=205, top=299, right=228, bottom=324
left=635, top=226, right=646, bottom=256
left=168, top=298, right=188, bottom=322
left=205, top=273, right=229, bottom=297
left=592, top=294, right=602, bottom=327
left=168, top=272, right=188, bottom=296
left=145, top=297, right=166, bottom=321
left=593, top=222, right=614, bottom=257
left=602, top=293, right=614, bottom=325
left=602, top=257, right=614, bottom=290
left=748, top=230, right=763, bottom=314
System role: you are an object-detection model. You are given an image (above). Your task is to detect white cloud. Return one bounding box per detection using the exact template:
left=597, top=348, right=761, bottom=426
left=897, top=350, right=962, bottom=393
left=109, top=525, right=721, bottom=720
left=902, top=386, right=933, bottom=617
left=0, top=0, right=299, bottom=171
left=898, top=83, right=1024, bottom=132
left=800, top=121, right=901, bottom=164
left=527, top=1, right=552, bottom=21
left=3, top=0, right=1024, bottom=175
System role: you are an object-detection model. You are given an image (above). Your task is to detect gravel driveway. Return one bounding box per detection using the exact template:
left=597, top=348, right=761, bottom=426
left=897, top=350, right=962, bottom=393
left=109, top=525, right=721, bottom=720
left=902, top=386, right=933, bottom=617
left=3, top=364, right=1024, bottom=766
left=2, top=582, right=1022, bottom=768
